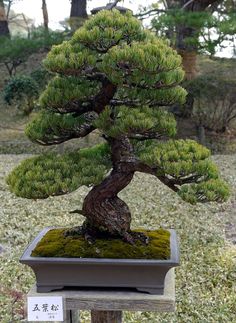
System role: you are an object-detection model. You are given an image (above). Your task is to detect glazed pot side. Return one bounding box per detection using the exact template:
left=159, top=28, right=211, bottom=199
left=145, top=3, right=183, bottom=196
left=20, top=227, right=180, bottom=295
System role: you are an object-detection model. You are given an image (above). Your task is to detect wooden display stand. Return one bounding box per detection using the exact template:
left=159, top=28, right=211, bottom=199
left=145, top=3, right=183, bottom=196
left=28, top=269, right=176, bottom=323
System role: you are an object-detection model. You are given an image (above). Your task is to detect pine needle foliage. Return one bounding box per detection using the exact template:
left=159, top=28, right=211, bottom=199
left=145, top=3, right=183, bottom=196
left=7, top=9, right=229, bottom=208
left=7, top=143, right=111, bottom=199
left=25, top=110, right=92, bottom=144
left=135, top=139, right=229, bottom=203
left=39, top=76, right=101, bottom=112
left=71, top=10, right=145, bottom=52
left=94, top=106, right=177, bottom=138
left=116, top=85, right=186, bottom=106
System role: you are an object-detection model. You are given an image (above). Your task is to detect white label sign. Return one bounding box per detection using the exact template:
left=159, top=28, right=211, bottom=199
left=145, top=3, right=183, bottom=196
left=27, top=296, right=64, bottom=321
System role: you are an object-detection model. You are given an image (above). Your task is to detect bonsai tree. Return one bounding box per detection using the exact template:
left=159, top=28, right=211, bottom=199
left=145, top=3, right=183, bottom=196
left=7, top=10, right=229, bottom=244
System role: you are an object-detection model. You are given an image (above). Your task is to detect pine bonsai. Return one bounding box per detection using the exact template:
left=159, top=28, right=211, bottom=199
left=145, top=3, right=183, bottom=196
left=7, top=10, right=229, bottom=244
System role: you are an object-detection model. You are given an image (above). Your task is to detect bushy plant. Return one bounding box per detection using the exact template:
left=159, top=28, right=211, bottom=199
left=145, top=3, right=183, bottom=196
left=30, top=68, right=52, bottom=91
left=186, top=75, right=236, bottom=132
left=7, top=10, right=229, bottom=244
left=3, top=75, right=39, bottom=115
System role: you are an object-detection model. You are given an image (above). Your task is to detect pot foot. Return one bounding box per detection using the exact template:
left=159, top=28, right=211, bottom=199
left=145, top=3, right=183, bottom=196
left=37, top=285, right=64, bottom=293
left=136, top=287, right=164, bottom=295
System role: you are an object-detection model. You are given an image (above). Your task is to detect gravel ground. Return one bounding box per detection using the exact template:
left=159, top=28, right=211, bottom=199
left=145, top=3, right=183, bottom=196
left=0, top=154, right=236, bottom=323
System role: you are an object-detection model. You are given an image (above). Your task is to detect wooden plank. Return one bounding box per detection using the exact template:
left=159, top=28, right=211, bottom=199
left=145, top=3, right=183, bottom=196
left=28, top=269, right=175, bottom=312
left=91, top=311, right=122, bottom=323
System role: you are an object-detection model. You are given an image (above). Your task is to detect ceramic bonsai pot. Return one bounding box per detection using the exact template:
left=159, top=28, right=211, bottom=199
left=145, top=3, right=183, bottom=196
left=20, top=227, right=179, bottom=295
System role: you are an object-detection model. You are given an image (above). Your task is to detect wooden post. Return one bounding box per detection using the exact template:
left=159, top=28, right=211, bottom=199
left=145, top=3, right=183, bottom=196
left=91, top=310, right=122, bottom=323
left=65, top=310, right=80, bottom=323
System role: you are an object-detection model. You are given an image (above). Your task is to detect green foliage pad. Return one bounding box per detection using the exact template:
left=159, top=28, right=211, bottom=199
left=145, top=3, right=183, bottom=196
left=31, top=228, right=171, bottom=260
left=6, top=143, right=111, bottom=199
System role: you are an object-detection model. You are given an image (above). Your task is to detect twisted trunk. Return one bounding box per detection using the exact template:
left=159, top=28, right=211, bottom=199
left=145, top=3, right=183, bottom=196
left=82, top=137, right=136, bottom=241
left=82, top=169, right=134, bottom=236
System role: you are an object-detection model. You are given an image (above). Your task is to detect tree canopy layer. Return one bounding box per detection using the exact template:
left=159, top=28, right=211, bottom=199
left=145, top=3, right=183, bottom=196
left=7, top=10, right=229, bottom=242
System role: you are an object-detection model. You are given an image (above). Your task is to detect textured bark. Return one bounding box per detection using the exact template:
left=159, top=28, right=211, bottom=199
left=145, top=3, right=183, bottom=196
left=178, top=50, right=198, bottom=80
left=93, top=80, right=117, bottom=114
left=42, top=0, right=49, bottom=32
left=70, top=0, right=88, bottom=31
left=82, top=169, right=134, bottom=236
left=0, top=0, right=10, bottom=37
left=70, top=0, right=88, bottom=19
left=82, top=137, right=136, bottom=241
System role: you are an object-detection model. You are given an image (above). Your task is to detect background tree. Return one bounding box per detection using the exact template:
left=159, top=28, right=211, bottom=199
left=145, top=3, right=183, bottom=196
left=69, top=0, right=88, bottom=31
left=0, top=0, right=10, bottom=36
left=138, top=0, right=236, bottom=80
left=138, top=0, right=236, bottom=143
left=3, top=1, right=33, bottom=37
left=42, top=0, right=49, bottom=32
left=0, top=30, right=65, bottom=77
left=7, top=10, right=229, bottom=243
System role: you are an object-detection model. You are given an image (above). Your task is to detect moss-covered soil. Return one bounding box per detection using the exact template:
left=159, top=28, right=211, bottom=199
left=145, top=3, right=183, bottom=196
left=31, top=228, right=170, bottom=259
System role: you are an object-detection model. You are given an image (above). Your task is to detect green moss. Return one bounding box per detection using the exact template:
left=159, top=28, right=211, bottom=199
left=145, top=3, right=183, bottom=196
left=31, top=228, right=171, bottom=260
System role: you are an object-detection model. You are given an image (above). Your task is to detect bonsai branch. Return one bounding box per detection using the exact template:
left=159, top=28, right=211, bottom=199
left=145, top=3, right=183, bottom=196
left=33, top=120, right=95, bottom=146
left=128, top=132, right=163, bottom=140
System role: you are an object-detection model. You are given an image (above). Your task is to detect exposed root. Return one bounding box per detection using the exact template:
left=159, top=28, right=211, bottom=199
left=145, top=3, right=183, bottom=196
left=64, top=224, right=149, bottom=246
left=122, top=231, right=149, bottom=245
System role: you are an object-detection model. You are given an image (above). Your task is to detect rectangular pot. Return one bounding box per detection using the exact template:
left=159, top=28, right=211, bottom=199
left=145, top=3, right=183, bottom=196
left=20, top=227, right=179, bottom=295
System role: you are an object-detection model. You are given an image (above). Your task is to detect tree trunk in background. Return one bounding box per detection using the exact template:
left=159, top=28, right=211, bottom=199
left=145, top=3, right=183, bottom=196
left=175, top=0, right=221, bottom=80
left=178, top=50, right=198, bottom=80
left=70, top=0, right=87, bottom=18
left=70, top=0, right=87, bottom=31
left=42, top=0, right=49, bottom=32
left=0, top=0, right=10, bottom=37
left=196, top=124, right=206, bottom=146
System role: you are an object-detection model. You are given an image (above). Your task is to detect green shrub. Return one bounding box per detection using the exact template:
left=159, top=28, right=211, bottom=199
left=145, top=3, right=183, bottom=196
left=30, top=68, right=52, bottom=91
left=3, top=75, right=39, bottom=115
left=186, top=75, right=236, bottom=132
